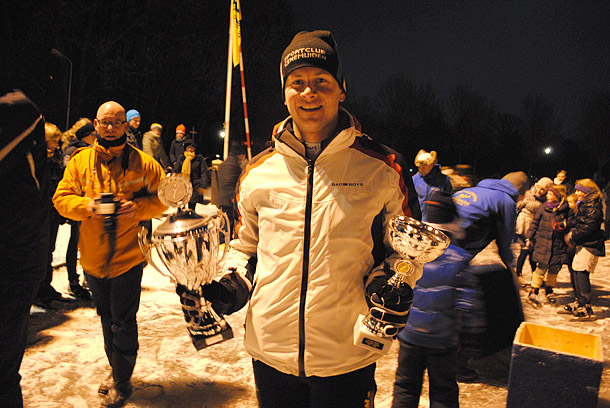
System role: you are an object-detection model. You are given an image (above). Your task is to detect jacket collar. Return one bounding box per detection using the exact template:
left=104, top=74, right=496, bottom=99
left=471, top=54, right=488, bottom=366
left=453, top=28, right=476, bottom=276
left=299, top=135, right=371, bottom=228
left=272, top=107, right=361, bottom=160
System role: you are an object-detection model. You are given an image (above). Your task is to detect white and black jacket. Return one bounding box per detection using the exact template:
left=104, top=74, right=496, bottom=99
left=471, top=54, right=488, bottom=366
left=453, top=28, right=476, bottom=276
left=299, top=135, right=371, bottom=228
left=219, top=108, right=416, bottom=377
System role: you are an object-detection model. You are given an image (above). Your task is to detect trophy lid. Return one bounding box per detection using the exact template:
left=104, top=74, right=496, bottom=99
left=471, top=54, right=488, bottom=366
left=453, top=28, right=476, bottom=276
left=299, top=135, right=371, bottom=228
left=153, top=209, right=213, bottom=238
left=157, top=173, right=193, bottom=208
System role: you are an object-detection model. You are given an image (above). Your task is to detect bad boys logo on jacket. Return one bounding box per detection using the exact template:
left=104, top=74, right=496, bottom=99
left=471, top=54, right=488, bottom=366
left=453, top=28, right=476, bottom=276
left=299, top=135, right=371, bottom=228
left=331, top=182, right=364, bottom=187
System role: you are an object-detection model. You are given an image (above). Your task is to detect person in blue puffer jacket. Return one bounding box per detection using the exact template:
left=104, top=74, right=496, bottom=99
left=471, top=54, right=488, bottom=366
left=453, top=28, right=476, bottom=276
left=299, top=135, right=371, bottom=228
left=412, top=149, right=453, bottom=222
left=392, top=190, right=485, bottom=408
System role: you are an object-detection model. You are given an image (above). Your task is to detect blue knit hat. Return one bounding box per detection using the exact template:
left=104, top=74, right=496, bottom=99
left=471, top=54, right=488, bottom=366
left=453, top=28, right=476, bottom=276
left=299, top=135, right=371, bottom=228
left=126, top=109, right=140, bottom=121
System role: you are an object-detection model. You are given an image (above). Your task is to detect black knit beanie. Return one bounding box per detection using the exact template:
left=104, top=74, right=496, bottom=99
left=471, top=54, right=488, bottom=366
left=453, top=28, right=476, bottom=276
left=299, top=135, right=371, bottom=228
left=424, top=190, right=458, bottom=224
left=76, top=122, right=95, bottom=140
left=280, top=30, right=346, bottom=99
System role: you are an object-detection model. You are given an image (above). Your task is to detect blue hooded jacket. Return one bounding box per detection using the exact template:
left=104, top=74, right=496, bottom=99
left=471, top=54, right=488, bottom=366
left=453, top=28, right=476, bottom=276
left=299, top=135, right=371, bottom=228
left=398, top=243, right=484, bottom=349
left=452, top=178, right=519, bottom=264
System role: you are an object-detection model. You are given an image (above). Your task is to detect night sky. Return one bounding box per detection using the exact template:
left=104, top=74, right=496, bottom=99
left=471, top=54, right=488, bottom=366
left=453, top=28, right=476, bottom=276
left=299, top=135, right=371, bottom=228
left=4, top=0, right=610, bottom=176
left=291, top=1, right=610, bottom=134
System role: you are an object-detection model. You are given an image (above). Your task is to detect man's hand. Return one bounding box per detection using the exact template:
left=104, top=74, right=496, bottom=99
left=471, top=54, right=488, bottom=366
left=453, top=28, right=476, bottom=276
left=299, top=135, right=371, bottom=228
left=87, top=199, right=102, bottom=219
left=117, top=200, right=136, bottom=218
left=366, top=275, right=413, bottom=336
left=200, top=280, right=235, bottom=316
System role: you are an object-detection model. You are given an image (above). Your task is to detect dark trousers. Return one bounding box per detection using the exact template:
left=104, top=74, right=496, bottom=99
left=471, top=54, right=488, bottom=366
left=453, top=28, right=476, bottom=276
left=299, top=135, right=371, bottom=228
left=516, top=247, right=536, bottom=277
left=37, top=208, right=62, bottom=298
left=0, top=279, right=41, bottom=408
left=392, top=340, right=459, bottom=408
left=85, top=263, right=143, bottom=383
left=572, top=269, right=592, bottom=305
left=252, top=359, right=376, bottom=408
left=66, top=220, right=80, bottom=283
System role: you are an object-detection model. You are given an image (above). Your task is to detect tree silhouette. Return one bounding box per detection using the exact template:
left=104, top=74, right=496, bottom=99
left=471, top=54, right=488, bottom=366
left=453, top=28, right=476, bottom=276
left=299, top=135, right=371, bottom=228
left=372, top=75, right=446, bottom=165
left=519, top=93, right=562, bottom=175
left=4, top=0, right=296, bottom=157
left=577, top=90, right=610, bottom=181
left=447, top=86, right=499, bottom=174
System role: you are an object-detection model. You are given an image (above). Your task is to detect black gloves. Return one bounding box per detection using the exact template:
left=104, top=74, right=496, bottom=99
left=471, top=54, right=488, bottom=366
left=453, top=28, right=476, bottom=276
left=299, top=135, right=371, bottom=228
left=201, top=280, right=235, bottom=315
left=176, top=271, right=250, bottom=316
left=366, top=274, right=413, bottom=336
left=175, top=281, right=233, bottom=316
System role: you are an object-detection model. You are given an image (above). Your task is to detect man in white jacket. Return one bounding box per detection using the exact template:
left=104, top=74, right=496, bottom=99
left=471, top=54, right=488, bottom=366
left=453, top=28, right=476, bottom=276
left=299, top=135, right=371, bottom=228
left=195, top=30, right=419, bottom=407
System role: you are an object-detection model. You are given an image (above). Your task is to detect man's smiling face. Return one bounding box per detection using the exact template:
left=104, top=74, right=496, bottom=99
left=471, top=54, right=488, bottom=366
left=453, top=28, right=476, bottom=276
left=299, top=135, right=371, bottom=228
left=284, top=66, right=345, bottom=143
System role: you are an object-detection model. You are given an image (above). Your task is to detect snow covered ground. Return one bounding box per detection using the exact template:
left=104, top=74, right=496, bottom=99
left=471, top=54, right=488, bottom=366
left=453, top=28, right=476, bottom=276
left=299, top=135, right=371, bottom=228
left=20, top=210, right=610, bottom=407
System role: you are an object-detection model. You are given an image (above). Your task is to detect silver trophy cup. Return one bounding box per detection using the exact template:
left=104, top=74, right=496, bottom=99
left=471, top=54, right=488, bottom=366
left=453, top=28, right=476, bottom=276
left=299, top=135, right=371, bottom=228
left=355, top=216, right=450, bottom=353
left=139, top=174, right=233, bottom=350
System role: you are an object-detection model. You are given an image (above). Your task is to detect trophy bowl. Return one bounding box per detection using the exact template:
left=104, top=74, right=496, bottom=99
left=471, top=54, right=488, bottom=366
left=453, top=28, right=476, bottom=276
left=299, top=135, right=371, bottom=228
left=354, top=216, right=450, bottom=353
left=390, top=216, right=451, bottom=262
left=387, top=216, right=450, bottom=286
left=139, top=174, right=233, bottom=350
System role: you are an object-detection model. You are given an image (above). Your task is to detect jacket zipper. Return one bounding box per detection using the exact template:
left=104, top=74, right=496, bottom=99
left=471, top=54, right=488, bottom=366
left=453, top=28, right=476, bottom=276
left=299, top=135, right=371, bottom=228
left=298, top=158, right=315, bottom=377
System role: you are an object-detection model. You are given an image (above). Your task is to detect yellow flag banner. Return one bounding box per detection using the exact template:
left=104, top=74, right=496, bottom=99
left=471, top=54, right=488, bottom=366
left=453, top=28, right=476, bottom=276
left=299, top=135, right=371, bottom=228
left=231, top=0, right=241, bottom=67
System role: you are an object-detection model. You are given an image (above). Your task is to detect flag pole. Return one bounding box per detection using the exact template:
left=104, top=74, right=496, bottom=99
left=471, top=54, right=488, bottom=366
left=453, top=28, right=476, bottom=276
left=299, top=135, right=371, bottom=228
left=223, top=4, right=234, bottom=161
left=238, top=45, right=252, bottom=160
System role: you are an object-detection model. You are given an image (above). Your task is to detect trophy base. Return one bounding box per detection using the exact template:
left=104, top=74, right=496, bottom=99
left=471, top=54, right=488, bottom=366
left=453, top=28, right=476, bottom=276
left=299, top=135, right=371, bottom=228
left=189, top=324, right=234, bottom=350
left=353, top=314, right=393, bottom=354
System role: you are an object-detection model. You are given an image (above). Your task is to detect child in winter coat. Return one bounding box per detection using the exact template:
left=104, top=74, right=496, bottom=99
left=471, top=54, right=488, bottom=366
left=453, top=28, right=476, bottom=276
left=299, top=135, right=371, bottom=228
left=526, top=184, right=569, bottom=306
left=515, top=177, right=553, bottom=285
left=392, top=191, right=485, bottom=408
left=562, top=179, right=606, bottom=319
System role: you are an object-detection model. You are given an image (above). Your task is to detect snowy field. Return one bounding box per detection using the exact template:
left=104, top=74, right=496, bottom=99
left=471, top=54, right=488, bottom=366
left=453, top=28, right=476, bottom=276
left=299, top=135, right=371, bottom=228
left=20, top=207, right=610, bottom=407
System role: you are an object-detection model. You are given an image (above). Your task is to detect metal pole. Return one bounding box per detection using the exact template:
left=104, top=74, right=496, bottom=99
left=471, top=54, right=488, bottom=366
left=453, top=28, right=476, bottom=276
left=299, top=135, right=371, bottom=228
left=223, top=13, right=234, bottom=161
left=50, top=48, right=73, bottom=130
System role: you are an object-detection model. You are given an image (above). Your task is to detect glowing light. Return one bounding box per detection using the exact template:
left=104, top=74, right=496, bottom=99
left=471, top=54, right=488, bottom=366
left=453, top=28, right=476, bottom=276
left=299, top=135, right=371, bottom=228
left=544, top=146, right=553, bottom=155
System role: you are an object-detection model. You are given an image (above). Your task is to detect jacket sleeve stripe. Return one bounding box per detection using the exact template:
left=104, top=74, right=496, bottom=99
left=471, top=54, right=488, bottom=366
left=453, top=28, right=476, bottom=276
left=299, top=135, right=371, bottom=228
left=233, top=148, right=277, bottom=237
left=350, top=141, right=412, bottom=217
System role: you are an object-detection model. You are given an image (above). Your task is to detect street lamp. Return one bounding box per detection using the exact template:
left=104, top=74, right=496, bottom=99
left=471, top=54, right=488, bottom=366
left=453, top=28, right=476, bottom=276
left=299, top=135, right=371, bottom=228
left=544, top=146, right=553, bottom=155
left=50, top=48, right=72, bottom=131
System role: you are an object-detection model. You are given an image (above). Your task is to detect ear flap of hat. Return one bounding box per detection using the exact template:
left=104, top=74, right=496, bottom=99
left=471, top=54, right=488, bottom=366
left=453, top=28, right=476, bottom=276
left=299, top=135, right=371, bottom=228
left=414, top=150, right=437, bottom=166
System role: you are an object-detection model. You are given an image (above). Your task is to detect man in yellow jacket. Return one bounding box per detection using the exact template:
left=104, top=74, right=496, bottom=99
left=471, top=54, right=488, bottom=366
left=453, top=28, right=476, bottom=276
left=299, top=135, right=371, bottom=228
left=53, top=101, right=167, bottom=407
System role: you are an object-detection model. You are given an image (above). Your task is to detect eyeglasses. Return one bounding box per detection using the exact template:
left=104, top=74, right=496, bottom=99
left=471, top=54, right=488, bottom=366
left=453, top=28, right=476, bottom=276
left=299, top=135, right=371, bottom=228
left=97, top=119, right=126, bottom=127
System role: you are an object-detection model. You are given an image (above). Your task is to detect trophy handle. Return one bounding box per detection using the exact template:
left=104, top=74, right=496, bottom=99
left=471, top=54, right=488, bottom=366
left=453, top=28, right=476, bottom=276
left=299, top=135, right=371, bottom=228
left=217, top=210, right=231, bottom=263
left=138, top=225, right=173, bottom=279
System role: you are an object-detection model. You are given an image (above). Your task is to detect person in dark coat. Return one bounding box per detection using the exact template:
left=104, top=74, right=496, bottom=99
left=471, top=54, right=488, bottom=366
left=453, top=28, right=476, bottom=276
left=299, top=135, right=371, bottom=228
left=554, top=169, right=574, bottom=195
left=0, top=90, right=48, bottom=408
left=125, top=109, right=142, bottom=150
left=173, top=140, right=211, bottom=209
left=217, top=141, right=247, bottom=237
left=526, top=184, right=569, bottom=305
left=169, top=124, right=188, bottom=168
left=61, top=120, right=96, bottom=300
left=562, top=178, right=606, bottom=319
left=411, top=149, right=453, bottom=222
left=34, top=122, right=66, bottom=307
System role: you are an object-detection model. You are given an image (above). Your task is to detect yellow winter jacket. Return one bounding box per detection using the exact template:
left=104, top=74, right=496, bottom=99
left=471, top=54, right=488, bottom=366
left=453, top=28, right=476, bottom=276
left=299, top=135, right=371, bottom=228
left=53, top=140, right=167, bottom=278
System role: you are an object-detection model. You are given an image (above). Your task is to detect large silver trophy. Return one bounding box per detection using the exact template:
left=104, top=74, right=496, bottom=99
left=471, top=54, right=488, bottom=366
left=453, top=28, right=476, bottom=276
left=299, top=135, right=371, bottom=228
left=354, top=216, right=450, bottom=353
left=139, top=173, right=233, bottom=350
